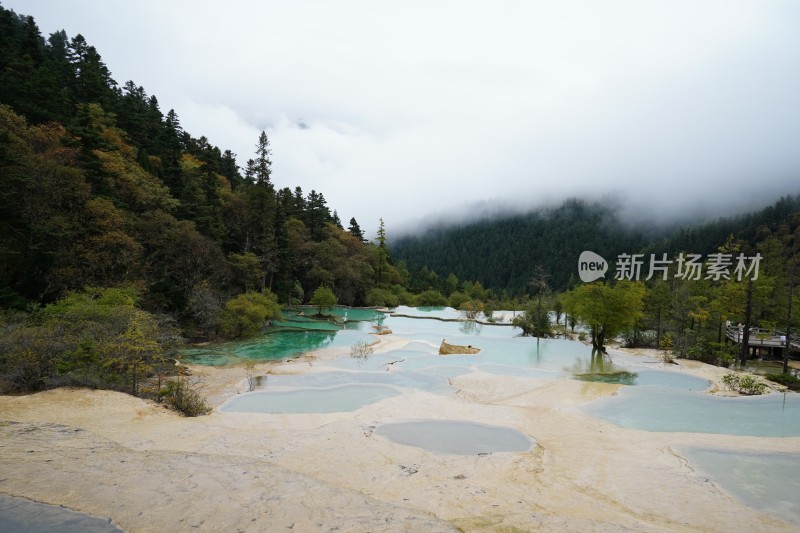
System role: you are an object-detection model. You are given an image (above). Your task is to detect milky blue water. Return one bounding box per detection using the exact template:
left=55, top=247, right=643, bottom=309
left=188, top=307, right=797, bottom=440
left=219, top=384, right=401, bottom=414
left=679, top=448, right=800, bottom=525
left=375, top=420, right=535, bottom=455
left=391, top=305, right=463, bottom=320
left=193, top=306, right=800, bottom=529
left=582, top=388, right=800, bottom=437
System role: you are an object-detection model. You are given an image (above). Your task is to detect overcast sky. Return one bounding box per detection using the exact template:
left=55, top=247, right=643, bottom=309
left=7, top=0, right=800, bottom=235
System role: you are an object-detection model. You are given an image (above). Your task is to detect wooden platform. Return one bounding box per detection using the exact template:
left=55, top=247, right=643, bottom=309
left=725, top=325, right=800, bottom=351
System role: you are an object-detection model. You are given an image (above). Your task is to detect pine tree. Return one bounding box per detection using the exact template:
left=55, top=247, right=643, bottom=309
left=253, top=130, right=273, bottom=188
left=348, top=217, right=366, bottom=243
left=376, top=218, right=387, bottom=249
left=243, top=131, right=277, bottom=289
left=306, top=190, right=331, bottom=240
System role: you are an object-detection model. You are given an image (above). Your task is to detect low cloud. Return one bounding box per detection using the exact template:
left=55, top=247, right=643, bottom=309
left=11, top=0, right=800, bottom=235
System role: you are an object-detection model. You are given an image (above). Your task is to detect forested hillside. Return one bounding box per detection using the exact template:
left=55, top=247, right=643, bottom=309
left=0, top=5, right=398, bottom=317
left=393, top=199, right=653, bottom=295
left=0, top=5, right=411, bottom=399
left=393, top=196, right=800, bottom=295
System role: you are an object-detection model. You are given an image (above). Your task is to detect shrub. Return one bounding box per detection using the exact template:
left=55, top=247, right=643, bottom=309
left=391, top=285, right=416, bottom=306
left=714, top=343, right=737, bottom=368
left=366, top=288, right=399, bottom=307
left=685, top=336, right=717, bottom=365
left=458, top=300, right=484, bottom=320
left=415, top=290, right=447, bottom=306
left=766, top=372, right=800, bottom=391
left=350, top=340, right=374, bottom=362
left=159, top=376, right=211, bottom=416
left=447, top=291, right=469, bottom=309
left=621, top=329, right=657, bottom=348
left=0, top=287, right=179, bottom=395
left=721, top=372, right=766, bottom=395
left=659, top=333, right=674, bottom=350
left=220, top=291, right=281, bottom=338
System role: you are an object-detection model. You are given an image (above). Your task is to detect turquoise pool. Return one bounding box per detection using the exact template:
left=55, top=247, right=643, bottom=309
left=582, top=388, right=800, bottom=437
left=679, top=447, right=800, bottom=525
left=188, top=307, right=797, bottom=440
left=219, top=384, right=401, bottom=414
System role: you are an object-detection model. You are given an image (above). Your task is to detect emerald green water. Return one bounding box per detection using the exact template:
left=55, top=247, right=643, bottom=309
left=288, top=306, right=388, bottom=322
left=182, top=307, right=381, bottom=365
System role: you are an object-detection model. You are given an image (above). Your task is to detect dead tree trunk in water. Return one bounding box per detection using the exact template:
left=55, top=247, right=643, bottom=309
left=740, top=279, right=753, bottom=367
left=784, top=260, right=795, bottom=374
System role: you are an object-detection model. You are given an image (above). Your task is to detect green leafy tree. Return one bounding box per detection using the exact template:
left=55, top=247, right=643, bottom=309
left=448, top=291, right=469, bottom=309
left=571, top=281, right=646, bottom=351
left=415, top=289, right=447, bottom=306
left=229, top=252, right=264, bottom=293
left=512, top=298, right=553, bottom=337
left=373, top=218, right=391, bottom=285
left=310, top=285, right=337, bottom=315
left=100, top=309, right=164, bottom=396
left=366, top=287, right=398, bottom=307
left=444, top=273, right=459, bottom=296
left=220, top=291, right=281, bottom=338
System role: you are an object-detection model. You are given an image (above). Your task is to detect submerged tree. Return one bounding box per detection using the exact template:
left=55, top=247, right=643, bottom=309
left=310, top=285, right=337, bottom=316
left=570, top=281, right=646, bottom=352
left=514, top=265, right=553, bottom=337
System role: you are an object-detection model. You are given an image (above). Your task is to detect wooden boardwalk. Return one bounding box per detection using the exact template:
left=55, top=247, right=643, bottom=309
left=725, top=325, right=800, bottom=352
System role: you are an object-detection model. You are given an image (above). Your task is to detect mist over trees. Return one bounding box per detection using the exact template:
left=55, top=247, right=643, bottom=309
left=392, top=196, right=800, bottom=296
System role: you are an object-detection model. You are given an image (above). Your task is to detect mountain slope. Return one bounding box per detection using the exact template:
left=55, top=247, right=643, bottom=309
left=392, top=195, right=800, bottom=294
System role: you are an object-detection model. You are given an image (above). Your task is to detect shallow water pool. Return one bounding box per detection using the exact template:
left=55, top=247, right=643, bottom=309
left=582, top=388, right=800, bottom=437
left=375, top=420, right=535, bottom=455
left=261, top=368, right=456, bottom=394
left=680, top=447, right=800, bottom=525
left=219, top=384, right=401, bottom=413
left=0, top=494, right=124, bottom=533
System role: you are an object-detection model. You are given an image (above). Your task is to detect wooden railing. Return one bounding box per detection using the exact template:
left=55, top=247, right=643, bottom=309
left=725, top=325, right=800, bottom=350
